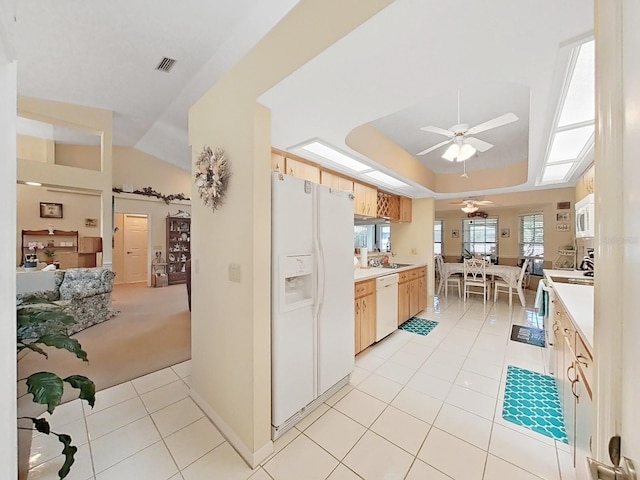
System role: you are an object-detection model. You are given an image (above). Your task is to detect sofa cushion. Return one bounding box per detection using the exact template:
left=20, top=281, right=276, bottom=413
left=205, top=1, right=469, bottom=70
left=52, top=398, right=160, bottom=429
left=58, top=268, right=115, bottom=301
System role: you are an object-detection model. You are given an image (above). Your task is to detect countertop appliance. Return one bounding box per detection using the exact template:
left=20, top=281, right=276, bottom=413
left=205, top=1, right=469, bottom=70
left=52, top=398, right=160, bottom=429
left=271, top=172, right=354, bottom=439
left=375, top=273, right=399, bottom=341
left=575, top=193, right=595, bottom=238
left=579, top=249, right=595, bottom=276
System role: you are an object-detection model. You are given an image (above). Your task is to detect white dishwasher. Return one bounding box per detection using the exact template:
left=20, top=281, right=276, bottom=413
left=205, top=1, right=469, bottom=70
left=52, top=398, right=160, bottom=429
left=376, top=273, right=399, bottom=341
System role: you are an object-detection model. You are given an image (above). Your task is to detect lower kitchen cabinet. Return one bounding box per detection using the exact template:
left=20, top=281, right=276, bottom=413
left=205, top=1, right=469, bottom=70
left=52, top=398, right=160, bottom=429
left=354, top=279, right=376, bottom=354
left=398, top=277, right=410, bottom=325
left=398, top=267, right=427, bottom=324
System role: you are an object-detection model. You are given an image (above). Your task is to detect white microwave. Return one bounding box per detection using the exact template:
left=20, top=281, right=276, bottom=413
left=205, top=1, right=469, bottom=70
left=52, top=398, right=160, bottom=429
left=575, top=193, right=595, bottom=238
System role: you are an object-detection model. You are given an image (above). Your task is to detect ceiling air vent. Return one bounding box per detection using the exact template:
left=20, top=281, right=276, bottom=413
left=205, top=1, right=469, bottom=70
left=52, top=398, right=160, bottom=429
left=155, top=57, right=176, bottom=73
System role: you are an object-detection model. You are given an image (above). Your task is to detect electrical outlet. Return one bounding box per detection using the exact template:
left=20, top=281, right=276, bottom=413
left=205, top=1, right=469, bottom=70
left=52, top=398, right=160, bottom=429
left=411, top=248, right=418, bottom=255
left=229, top=263, right=241, bottom=283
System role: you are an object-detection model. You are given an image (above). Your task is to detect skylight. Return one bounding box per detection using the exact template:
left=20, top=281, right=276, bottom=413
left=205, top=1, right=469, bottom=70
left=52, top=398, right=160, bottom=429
left=539, top=38, right=595, bottom=185
left=301, top=141, right=370, bottom=172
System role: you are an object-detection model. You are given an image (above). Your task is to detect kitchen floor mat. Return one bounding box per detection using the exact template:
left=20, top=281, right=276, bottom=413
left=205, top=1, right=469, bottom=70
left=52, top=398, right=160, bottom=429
left=502, top=365, right=568, bottom=443
left=510, top=325, right=546, bottom=348
left=398, top=317, right=438, bottom=336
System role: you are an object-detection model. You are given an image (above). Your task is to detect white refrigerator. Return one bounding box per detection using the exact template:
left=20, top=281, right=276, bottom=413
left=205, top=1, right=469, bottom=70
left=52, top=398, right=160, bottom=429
left=271, top=172, right=355, bottom=438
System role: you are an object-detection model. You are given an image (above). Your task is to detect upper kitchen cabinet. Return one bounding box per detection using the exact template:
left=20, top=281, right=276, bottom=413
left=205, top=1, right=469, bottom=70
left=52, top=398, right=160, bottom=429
left=575, top=163, right=594, bottom=203
left=320, top=170, right=353, bottom=192
left=283, top=157, right=320, bottom=183
left=354, top=182, right=377, bottom=217
left=271, top=151, right=286, bottom=173
left=399, top=196, right=412, bottom=222
left=377, top=191, right=400, bottom=221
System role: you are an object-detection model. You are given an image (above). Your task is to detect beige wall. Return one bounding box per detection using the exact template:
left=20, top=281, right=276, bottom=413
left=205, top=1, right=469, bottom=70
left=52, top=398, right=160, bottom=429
left=391, top=198, right=436, bottom=296
left=436, top=187, right=575, bottom=266
left=55, top=144, right=101, bottom=171
left=17, top=134, right=54, bottom=163
left=188, top=0, right=394, bottom=465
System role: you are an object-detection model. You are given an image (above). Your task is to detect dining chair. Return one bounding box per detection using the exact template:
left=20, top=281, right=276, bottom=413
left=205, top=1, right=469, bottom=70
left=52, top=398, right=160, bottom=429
left=436, top=254, right=461, bottom=298
left=463, top=258, right=489, bottom=303
left=494, top=258, right=530, bottom=306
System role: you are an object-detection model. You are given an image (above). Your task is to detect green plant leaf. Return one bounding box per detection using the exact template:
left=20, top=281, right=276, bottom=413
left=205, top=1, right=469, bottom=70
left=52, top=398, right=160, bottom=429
left=17, top=309, right=75, bottom=329
left=18, top=294, right=57, bottom=305
left=26, top=372, right=64, bottom=414
left=55, top=433, right=77, bottom=479
left=19, top=342, right=49, bottom=358
left=38, top=335, right=88, bottom=362
left=31, top=417, right=51, bottom=435
left=64, top=375, right=96, bottom=408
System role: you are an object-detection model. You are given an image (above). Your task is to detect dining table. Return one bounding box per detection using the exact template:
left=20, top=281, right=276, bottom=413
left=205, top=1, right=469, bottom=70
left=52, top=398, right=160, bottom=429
left=439, top=262, right=525, bottom=306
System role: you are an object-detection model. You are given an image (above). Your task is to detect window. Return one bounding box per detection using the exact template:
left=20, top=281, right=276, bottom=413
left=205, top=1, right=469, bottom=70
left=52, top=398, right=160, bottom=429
left=462, top=218, right=498, bottom=260
left=434, top=219, right=443, bottom=255
left=520, top=213, right=544, bottom=275
left=354, top=224, right=391, bottom=252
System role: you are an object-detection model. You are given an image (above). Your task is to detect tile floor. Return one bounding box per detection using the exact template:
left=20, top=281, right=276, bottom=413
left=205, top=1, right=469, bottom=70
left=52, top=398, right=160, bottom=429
left=27, top=292, right=576, bottom=480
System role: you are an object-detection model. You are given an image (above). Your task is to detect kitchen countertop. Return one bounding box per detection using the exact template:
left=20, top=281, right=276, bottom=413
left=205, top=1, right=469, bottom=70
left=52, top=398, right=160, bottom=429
left=544, top=270, right=594, bottom=351
left=354, top=263, right=427, bottom=282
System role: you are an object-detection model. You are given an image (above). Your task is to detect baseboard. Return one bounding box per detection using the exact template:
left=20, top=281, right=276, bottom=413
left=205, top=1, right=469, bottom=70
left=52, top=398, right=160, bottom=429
left=189, top=389, right=274, bottom=468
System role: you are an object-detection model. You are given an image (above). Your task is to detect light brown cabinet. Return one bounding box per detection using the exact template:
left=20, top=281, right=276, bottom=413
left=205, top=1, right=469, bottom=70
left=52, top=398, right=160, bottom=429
left=377, top=191, right=400, bottom=221
left=284, top=157, right=320, bottom=183
left=320, top=170, right=353, bottom=192
left=398, top=275, right=410, bottom=326
left=399, top=196, right=412, bottom=222
left=397, top=267, right=427, bottom=324
left=354, top=182, right=377, bottom=217
left=354, top=279, right=376, bottom=354
left=271, top=151, right=286, bottom=172
left=575, top=163, right=594, bottom=203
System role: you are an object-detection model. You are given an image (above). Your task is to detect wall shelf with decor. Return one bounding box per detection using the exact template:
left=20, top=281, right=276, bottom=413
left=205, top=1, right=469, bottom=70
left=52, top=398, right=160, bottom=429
left=166, top=216, right=191, bottom=285
left=21, top=230, right=103, bottom=269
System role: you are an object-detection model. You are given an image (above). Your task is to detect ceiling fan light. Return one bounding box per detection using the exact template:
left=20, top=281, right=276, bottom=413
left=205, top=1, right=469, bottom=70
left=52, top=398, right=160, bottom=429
left=461, top=204, right=479, bottom=213
left=458, top=143, right=477, bottom=161
left=442, top=144, right=459, bottom=161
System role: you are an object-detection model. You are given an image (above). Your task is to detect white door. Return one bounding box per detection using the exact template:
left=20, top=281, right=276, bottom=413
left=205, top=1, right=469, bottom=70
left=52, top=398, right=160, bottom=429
left=593, top=0, right=640, bottom=471
left=123, top=214, right=148, bottom=283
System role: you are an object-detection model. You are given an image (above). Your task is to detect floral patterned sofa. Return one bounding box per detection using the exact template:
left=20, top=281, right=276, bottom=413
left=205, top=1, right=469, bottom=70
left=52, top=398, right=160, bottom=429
left=17, top=267, right=116, bottom=338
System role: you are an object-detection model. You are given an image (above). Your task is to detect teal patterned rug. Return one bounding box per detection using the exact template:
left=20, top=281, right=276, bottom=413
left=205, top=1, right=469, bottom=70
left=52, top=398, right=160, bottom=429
left=503, top=366, right=568, bottom=443
left=398, top=317, right=439, bottom=336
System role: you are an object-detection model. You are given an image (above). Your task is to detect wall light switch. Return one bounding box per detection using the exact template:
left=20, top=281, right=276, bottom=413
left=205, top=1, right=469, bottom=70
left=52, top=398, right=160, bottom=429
left=229, top=263, right=241, bottom=283
left=411, top=248, right=418, bottom=255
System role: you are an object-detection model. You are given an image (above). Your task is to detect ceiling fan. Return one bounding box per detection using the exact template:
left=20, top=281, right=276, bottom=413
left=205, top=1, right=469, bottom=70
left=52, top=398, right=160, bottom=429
left=449, top=197, right=494, bottom=213
left=416, top=92, right=518, bottom=162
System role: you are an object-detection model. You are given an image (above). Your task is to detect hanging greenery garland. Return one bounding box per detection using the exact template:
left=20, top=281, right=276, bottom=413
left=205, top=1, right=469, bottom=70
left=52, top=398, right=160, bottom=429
left=194, top=146, right=230, bottom=212
left=111, top=186, right=189, bottom=204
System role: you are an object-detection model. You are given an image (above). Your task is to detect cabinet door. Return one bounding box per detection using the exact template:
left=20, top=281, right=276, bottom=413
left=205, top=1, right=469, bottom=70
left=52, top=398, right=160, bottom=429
left=418, top=275, right=427, bottom=313
left=271, top=151, right=286, bottom=173
left=366, top=186, right=378, bottom=217
left=563, top=348, right=577, bottom=458
left=354, top=298, right=362, bottom=354
left=354, top=182, right=376, bottom=217
left=285, top=157, right=320, bottom=183
left=360, top=293, right=376, bottom=350
left=575, top=370, right=592, bottom=478
left=398, top=281, right=410, bottom=325
left=409, top=278, right=420, bottom=317
left=400, top=196, right=412, bottom=222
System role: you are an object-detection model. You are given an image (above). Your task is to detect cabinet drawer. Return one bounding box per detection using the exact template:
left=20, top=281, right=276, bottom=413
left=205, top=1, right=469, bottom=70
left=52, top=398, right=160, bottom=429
left=417, top=267, right=426, bottom=278
left=575, top=334, right=593, bottom=394
left=355, top=280, right=375, bottom=298
left=398, top=271, right=410, bottom=283
left=408, top=268, right=420, bottom=280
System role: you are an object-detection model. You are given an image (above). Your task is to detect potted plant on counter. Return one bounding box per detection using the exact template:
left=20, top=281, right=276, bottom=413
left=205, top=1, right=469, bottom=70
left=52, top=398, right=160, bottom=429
left=44, top=249, right=56, bottom=264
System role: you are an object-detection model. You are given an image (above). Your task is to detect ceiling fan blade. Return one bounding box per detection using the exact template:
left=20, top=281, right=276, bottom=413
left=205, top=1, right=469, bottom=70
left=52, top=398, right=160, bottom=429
left=474, top=200, right=494, bottom=205
left=464, top=137, right=494, bottom=152
left=467, top=113, right=518, bottom=135
left=416, top=139, right=452, bottom=155
left=420, top=126, right=455, bottom=138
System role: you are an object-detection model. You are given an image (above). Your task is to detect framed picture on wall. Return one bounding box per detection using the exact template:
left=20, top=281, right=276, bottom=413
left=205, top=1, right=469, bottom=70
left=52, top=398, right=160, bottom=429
left=500, top=228, right=510, bottom=238
left=451, top=229, right=459, bottom=239
left=39, top=202, right=63, bottom=219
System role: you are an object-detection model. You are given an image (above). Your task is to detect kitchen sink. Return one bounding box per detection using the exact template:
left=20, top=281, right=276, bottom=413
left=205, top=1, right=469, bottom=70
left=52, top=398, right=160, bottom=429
left=380, top=263, right=413, bottom=269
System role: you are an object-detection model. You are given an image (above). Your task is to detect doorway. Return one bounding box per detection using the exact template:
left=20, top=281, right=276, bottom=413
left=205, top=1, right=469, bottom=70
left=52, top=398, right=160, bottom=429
left=113, top=213, right=149, bottom=284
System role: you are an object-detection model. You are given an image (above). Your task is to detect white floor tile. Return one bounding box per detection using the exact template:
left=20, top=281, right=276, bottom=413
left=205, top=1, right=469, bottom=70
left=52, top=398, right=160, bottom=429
left=484, top=454, right=543, bottom=480
left=461, top=357, right=504, bottom=381
left=40, top=398, right=85, bottom=430
left=343, top=431, right=414, bottom=480
left=387, top=349, right=429, bottom=369
left=406, top=372, right=453, bottom=401
left=96, top=441, right=178, bottom=480
left=391, top=387, right=442, bottom=424
left=454, top=370, right=501, bottom=398
left=427, top=350, right=467, bottom=370
left=140, top=379, right=189, bottom=413
left=293, top=403, right=329, bottom=431
left=348, top=366, right=370, bottom=387
left=30, top=418, right=88, bottom=468
left=263, top=434, right=338, bottom=480
left=247, top=468, right=272, bottom=480
left=355, top=373, right=403, bottom=403
left=151, top=397, right=204, bottom=437
left=28, top=443, right=94, bottom=480
left=445, top=385, right=496, bottom=420
left=375, top=360, right=417, bottom=385
left=489, top=424, right=560, bottom=480
left=433, top=404, right=492, bottom=450
left=418, top=359, right=462, bottom=383
left=131, top=368, right=181, bottom=395
left=304, top=408, right=366, bottom=460
left=86, top=397, right=148, bottom=440
left=354, top=350, right=386, bottom=371
left=170, top=359, right=192, bottom=378
left=181, top=442, right=255, bottom=480
left=417, top=428, right=486, bottom=480
left=91, top=416, right=160, bottom=473
left=168, top=474, right=184, bottom=480
left=370, top=406, right=430, bottom=455
left=325, top=385, right=353, bottom=406
left=326, top=464, right=361, bottom=480
left=164, top=417, right=225, bottom=469
left=405, top=459, right=453, bottom=479
left=87, top=382, right=138, bottom=416
left=399, top=341, right=434, bottom=358
left=333, top=389, right=386, bottom=427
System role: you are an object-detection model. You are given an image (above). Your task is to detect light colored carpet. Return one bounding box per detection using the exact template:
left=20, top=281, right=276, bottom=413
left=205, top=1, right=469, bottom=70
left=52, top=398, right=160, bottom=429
left=18, top=282, right=191, bottom=397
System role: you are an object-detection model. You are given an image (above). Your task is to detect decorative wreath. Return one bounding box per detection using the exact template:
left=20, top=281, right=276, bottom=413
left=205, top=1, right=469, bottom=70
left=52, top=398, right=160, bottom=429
left=194, top=146, right=230, bottom=211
